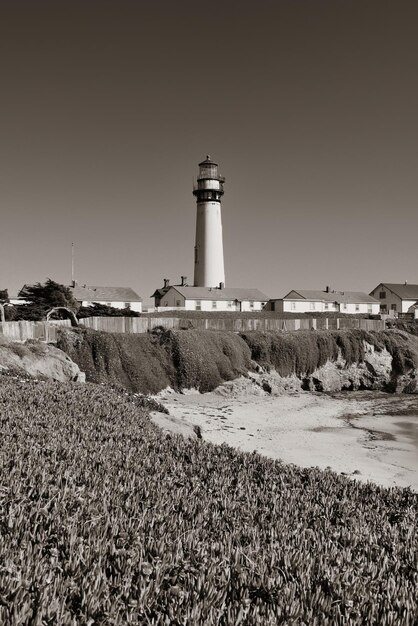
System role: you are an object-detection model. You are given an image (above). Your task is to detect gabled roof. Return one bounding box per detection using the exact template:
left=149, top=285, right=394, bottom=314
left=69, top=285, right=142, bottom=302
left=166, top=286, right=269, bottom=302
left=283, top=290, right=379, bottom=304
left=372, top=283, right=418, bottom=300
left=150, top=287, right=170, bottom=298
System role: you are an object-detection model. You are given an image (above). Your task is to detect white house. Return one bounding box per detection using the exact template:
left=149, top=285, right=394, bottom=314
left=69, top=285, right=143, bottom=313
left=152, top=283, right=269, bottom=312
left=268, top=288, right=380, bottom=315
left=369, top=283, right=418, bottom=316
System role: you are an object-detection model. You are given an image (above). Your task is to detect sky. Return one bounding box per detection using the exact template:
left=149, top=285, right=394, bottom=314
left=1, top=0, right=417, bottom=305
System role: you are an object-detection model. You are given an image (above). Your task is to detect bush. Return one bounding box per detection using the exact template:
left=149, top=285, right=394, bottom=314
left=57, top=328, right=251, bottom=394
left=240, top=329, right=418, bottom=379
left=77, top=303, right=140, bottom=318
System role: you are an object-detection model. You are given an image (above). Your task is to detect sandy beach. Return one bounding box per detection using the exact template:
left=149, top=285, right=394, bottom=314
left=151, top=377, right=418, bottom=491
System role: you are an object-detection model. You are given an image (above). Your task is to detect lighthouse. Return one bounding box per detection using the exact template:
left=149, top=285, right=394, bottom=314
left=193, top=155, right=226, bottom=287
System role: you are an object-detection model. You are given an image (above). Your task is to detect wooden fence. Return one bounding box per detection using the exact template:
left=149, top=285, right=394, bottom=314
left=0, top=317, right=386, bottom=342
left=79, top=316, right=386, bottom=334
left=0, top=319, right=71, bottom=343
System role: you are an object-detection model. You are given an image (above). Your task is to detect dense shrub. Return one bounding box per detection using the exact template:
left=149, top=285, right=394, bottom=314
left=77, top=303, right=140, bottom=318
left=57, top=328, right=175, bottom=394
left=387, top=319, right=418, bottom=337
left=57, top=328, right=418, bottom=394
left=0, top=378, right=416, bottom=625
left=57, top=328, right=251, bottom=393
left=168, top=329, right=251, bottom=391
left=240, top=329, right=418, bottom=379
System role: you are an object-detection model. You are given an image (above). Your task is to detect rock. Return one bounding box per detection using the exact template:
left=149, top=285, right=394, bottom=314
left=0, top=339, right=85, bottom=383
left=303, top=343, right=394, bottom=393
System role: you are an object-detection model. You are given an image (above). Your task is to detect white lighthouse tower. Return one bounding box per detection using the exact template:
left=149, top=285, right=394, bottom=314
left=193, top=155, right=226, bottom=287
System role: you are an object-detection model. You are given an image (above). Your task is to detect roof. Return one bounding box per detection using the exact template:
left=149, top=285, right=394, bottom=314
left=372, top=283, right=418, bottom=300
left=167, top=286, right=269, bottom=302
left=282, top=290, right=379, bottom=304
left=69, top=285, right=142, bottom=302
left=150, top=287, right=171, bottom=298
left=199, top=155, right=218, bottom=167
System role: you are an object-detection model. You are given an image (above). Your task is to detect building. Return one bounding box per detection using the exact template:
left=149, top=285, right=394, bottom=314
left=69, top=285, right=142, bottom=313
left=268, top=288, right=380, bottom=315
left=369, top=282, right=418, bottom=316
left=152, top=284, right=268, bottom=312
left=193, top=155, right=225, bottom=287
left=153, top=157, right=270, bottom=311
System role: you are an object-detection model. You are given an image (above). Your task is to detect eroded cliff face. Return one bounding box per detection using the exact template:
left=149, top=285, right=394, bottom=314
left=303, top=343, right=395, bottom=392
left=252, top=342, right=418, bottom=395
left=0, top=338, right=85, bottom=383
left=53, top=327, right=418, bottom=395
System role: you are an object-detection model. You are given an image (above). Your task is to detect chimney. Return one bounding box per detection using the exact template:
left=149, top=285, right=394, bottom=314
left=71, top=279, right=78, bottom=288
left=181, top=276, right=187, bottom=286
left=219, top=282, right=224, bottom=289
left=405, top=280, right=408, bottom=285
left=325, top=285, right=330, bottom=293
left=163, top=278, right=170, bottom=289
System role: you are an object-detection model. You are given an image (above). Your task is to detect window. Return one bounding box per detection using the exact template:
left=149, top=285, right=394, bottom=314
left=249, top=301, right=254, bottom=309
left=342, top=303, right=348, bottom=311
left=195, top=300, right=201, bottom=311
left=324, top=303, right=329, bottom=310
left=227, top=301, right=233, bottom=309
left=355, top=304, right=360, bottom=312
left=379, top=291, right=386, bottom=299
left=106, top=302, right=112, bottom=307
left=212, top=301, right=217, bottom=309
left=176, top=300, right=181, bottom=307
left=291, top=302, right=296, bottom=311
left=380, top=304, right=387, bottom=313
left=310, top=302, right=316, bottom=311
left=391, top=304, right=397, bottom=311
left=367, top=305, right=373, bottom=314
left=124, top=302, right=131, bottom=310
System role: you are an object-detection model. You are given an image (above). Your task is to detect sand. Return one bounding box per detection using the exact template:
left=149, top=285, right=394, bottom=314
left=151, top=378, right=418, bottom=491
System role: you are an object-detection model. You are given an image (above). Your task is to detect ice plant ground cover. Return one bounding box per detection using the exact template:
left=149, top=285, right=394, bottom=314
left=57, top=327, right=418, bottom=395
left=0, top=377, right=417, bottom=625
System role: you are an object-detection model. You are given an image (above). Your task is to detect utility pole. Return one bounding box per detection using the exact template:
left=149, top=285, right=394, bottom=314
left=71, top=242, right=75, bottom=287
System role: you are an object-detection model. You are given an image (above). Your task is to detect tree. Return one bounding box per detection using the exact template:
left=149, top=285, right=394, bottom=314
left=19, top=279, right=79, bottom=310
left=13, top=279, right=80, bottom=321
left=0, top=289, right=9, bottom=303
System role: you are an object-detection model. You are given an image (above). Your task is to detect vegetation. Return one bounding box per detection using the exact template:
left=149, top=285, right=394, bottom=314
left=240, top=329, right=418, bottom=378
left=387, top=319, right=418, bottom=337
left=77, top=303, right=140, bottom=318
left=9, top=279, right=79, bottom=321
left=57, top=327, right=252, bottom=394
left=0, top=376, right=416, bottom=625
left=0, top=288, right=9, bottom=303
left=57, top=327, right=418, bottom=395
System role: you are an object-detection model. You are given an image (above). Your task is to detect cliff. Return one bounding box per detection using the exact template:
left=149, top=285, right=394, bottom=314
left=56, top=327, right=418, bottom=395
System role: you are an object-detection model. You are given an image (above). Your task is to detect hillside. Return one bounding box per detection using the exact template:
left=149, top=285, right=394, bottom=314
left=0, top=377, right=416, bottom=625
left=57, top=327, right=418, bottom=394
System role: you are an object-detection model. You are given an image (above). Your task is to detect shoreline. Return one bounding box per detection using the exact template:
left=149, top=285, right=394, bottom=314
left=151, top=380, right=418, bottom=491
